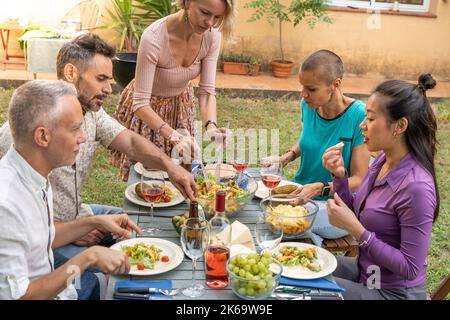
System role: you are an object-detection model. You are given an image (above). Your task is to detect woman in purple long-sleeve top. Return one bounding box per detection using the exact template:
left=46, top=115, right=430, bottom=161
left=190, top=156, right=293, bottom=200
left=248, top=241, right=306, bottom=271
left=322, top=74, right=440, bottom=300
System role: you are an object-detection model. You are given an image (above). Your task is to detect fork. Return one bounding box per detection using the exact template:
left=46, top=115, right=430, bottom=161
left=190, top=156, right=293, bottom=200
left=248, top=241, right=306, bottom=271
left=117, top=287, right=181, bottom=296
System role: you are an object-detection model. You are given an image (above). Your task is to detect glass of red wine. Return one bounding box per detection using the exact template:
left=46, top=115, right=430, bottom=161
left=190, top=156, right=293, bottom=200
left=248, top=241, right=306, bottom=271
left=140, top=169, right=165, bottom=235
left=260, top=162, right=282, bottom=206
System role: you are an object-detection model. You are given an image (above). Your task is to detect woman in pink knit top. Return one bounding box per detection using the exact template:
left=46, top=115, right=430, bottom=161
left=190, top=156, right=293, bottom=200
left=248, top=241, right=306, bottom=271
left=111, top=0, right=236, bottom=181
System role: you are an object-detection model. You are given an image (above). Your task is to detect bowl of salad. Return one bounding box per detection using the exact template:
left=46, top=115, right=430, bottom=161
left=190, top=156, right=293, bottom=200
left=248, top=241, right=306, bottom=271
left=193, top=167, right=258, bottom=219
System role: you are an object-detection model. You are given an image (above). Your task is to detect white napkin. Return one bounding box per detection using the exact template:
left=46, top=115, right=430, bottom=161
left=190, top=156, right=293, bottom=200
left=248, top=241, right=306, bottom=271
left=230, top=244, right=256, bottom=257
left=215, top=220, right=257, bottom=257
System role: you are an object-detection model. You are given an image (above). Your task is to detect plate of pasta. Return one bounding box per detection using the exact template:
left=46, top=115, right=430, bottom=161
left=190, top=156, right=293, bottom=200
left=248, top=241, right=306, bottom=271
left=271, top=242, right=337, bottom=280
left=111, top=238, right=184, bottom=276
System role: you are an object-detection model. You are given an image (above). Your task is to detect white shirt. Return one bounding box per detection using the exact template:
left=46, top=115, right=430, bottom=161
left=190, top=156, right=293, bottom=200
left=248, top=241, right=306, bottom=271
left=0, top=108, right=125, bottom=221
left=0, top=147, right=77, bottom=300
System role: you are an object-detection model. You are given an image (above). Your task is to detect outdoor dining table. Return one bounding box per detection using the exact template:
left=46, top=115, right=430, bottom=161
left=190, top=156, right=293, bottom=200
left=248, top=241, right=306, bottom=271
left=105, top=166, right=343, bottom=300
left=26, top=38, right=71, bottom=78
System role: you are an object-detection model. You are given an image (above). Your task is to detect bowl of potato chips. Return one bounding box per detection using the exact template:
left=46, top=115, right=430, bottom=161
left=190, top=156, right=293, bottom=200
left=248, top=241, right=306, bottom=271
left=260, top=194, right=319, bottom=239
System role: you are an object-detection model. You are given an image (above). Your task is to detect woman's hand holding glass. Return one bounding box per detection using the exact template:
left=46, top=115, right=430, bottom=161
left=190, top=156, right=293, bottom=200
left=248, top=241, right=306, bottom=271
left=261, top=153, right=291, bottom=168
left=170, top=130, right=200, bottom=163
left=207, top=127, right=232, bottom=149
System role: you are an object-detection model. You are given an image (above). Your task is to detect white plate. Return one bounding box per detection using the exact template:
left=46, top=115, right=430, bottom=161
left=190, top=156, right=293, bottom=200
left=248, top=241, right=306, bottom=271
left=254, top=180, right=302, bottom=199
left=272, top=242, right=337, bottom=280
left=111, top=238, right=184, bottom=276
left=125, top=181, right=185, bottom=208
left=134, top=162, right=169, bottom=179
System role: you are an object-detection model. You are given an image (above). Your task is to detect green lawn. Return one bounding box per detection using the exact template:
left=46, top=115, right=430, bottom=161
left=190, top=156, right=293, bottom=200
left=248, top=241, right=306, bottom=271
left=0, top=87, right=448, bottom=298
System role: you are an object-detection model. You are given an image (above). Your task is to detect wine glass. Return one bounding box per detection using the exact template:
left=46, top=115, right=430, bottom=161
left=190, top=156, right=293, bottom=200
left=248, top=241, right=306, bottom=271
left=231, top=159, right=249, bottom=187
left=140, top=169, right=165, bottom=235
left=260, top=161, right=282, bottom=205
left=180, top=218, right=210, bottom=298
left=231, top=159, right=249, bottom=173
left=254, top=212, right=283, bottom=253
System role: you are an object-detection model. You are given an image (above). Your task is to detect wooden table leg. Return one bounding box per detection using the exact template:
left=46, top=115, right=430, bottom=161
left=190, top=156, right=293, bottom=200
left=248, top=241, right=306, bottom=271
left=0, top=27, right=25, bottom=69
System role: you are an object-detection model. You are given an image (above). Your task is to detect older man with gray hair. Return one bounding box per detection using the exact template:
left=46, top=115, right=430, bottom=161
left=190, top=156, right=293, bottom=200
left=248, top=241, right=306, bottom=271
left=0, top=80, right=142, bottom=300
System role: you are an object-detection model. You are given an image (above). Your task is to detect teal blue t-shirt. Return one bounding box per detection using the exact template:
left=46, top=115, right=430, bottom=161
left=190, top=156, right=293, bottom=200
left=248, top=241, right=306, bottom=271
left=293, top=99, right=366, bottom=198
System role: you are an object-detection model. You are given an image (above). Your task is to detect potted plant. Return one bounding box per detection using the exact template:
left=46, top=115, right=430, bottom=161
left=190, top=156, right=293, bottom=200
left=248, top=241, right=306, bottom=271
left=101, top=0, right=175, bottom=88
left=245, top=0, right=331, bottom=78
left=221, top=53, right=261, bottom=76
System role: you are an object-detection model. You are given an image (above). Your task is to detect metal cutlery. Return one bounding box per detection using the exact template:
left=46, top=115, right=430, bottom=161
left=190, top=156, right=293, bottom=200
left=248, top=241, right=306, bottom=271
left=275, top=285, right=311, bottom=294
left=123, top=210, right=174, bottom=217
left=117, top=287, right=181, bottom=296
left=272, top=291, right=342, bottom=300
left=291, top=293, right=343, bottom=300
left=113, top=292, right=170, bottom=300
left=198, top=162, right=210, bottom=194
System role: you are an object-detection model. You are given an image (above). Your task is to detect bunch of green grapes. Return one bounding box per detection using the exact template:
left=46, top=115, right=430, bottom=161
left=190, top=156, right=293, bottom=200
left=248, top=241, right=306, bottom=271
left=227, top=252, right=277, bottom=298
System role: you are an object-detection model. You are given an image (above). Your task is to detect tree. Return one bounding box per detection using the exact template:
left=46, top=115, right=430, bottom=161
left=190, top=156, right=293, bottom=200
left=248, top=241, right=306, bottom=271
left=245, top=0, right=331, bottom=63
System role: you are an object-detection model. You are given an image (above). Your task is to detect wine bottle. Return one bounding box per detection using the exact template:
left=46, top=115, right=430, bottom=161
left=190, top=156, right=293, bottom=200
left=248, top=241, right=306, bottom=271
left=180, top=160, right=192, bottom=173
left=186, top=200, right=201, bottom=240
left=189, top=200, right=199, bottom=219
left=204, top=190, right=231, bottom=288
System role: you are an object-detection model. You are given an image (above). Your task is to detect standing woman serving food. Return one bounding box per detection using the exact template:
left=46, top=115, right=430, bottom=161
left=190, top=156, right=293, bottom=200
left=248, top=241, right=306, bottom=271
left=110, top=0, right=236, bottom=181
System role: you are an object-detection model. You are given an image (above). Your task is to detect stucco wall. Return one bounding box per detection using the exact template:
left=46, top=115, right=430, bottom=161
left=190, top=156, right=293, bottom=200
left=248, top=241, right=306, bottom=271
left=227, top=0, right=450, bottom=80
left=2, top=0, right=449, bottom=80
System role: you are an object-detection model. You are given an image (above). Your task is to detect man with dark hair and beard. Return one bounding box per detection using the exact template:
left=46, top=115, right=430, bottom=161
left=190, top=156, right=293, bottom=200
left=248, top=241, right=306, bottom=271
left=0, top=33, right=197, bottom=264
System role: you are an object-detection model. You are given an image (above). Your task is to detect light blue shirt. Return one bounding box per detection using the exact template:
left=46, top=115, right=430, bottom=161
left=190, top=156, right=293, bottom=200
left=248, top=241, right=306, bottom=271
left=293, top=99, right=366, bottom=199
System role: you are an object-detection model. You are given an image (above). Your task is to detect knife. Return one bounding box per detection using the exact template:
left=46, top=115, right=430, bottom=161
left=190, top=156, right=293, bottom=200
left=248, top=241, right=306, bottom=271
left=113, top=292, right=161, bottom=300
left=293, top=292, right=342, bottom=300
left=274, top=292, right=342, bottom=300
left=117, top=287, right=166, bottom=294
left=275, top=286, right=311, bottom=294
left=123, top=210, right=178, bottom=217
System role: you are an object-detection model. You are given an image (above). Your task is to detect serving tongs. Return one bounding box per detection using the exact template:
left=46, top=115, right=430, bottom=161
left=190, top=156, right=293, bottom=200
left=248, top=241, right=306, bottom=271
left=198, top=162, right=211, bottom=194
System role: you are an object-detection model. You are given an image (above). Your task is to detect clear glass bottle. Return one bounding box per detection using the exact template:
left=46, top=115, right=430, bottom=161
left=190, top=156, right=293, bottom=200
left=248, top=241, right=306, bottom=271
left=204, top=190, right=231, bottom=288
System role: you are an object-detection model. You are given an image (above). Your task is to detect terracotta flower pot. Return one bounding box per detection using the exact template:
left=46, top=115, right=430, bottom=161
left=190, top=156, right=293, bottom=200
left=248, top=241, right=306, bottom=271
left=223, top=61, right=260, bottom=76
left=271, top=60, right=294, bottom=78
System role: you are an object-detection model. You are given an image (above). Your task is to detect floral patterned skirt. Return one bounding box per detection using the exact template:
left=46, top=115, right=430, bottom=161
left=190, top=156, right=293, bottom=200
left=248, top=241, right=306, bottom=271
left=109, top=79, right=197, bottom=181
